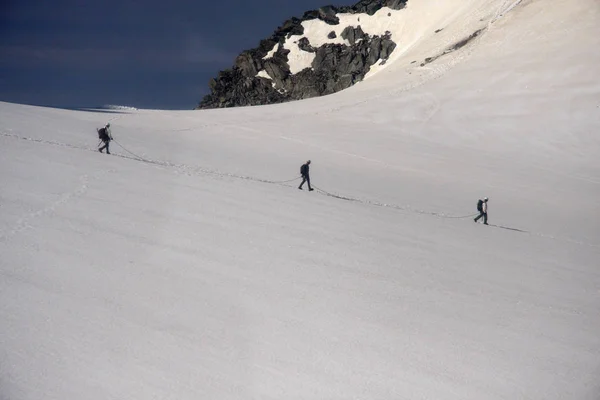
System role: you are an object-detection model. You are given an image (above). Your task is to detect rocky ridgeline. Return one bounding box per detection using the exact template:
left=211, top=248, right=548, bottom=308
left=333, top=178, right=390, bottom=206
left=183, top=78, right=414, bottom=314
left=197, top=0, right=407, bottom=109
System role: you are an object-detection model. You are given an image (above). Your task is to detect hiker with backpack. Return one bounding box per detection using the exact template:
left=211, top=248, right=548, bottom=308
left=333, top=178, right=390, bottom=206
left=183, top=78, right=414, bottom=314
left=474, top=197, right=489, bottom=224
left=298, top=160, right=313, bottom=191
left=97, top=123, right=113, bottom=154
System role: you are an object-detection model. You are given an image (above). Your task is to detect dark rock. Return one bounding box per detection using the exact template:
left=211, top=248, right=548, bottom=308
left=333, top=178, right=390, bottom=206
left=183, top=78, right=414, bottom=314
left=366, top=32, right=394, bottom=65
left=368, top=37, right=382, bottom=65
left=235, top=52, right=262, bottom=77
left=345, top=0, right=406, bottom=15
left=384, top=0, right=407, bottom=10
left=327, top=31, right=337, bottom=39
left=314, top=44, right=366, bottom=77
left=318, top=6, right=340, bottom=25
left=380, top=36, right=396, bottom=60
left=298, top=37, right=316, bottom=53
left=197, top=67, right=287, bottom=109
left=257, top=39, right=278, bottom=57
left=420, top=28, right=485, bottom=67
left=279, top=17, right=304, bottom=37
left=287, top=69, right=324, bottom=99
left=341, top=25, right=366, bottom=45
left=348, top=0, right=381, bottom=15
left=302, top=10, right=320, bottom=21
left=450, top=28, right=484, bottom=50
left=264, top=60, right=287, bottom=84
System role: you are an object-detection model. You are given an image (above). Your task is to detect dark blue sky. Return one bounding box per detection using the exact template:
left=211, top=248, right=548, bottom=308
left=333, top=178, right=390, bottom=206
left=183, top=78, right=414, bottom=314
left=1, top=0, right=328, bottom=109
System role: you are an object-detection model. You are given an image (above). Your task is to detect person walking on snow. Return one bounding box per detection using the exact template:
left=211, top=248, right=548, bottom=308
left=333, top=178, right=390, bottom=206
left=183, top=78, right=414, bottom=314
left=298, top=160, right=313, bottom=191
left=98, top=123, right=113, bottom=154
left=474, top=197, right=489, bottom=224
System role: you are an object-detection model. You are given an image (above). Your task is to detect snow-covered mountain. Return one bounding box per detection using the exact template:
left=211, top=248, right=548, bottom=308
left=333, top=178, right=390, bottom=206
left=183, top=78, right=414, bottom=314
left=1, top=0, right=599, bottom=399
left=199, top=0, right=406, bottom=108
left=198, top=0, right=517, bottom=108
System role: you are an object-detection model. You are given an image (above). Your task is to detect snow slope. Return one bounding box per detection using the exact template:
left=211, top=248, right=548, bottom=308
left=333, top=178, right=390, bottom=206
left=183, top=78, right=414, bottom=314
left=259, top=0, right=523, bottom=81
left=1, top=0, right=599, bottom=399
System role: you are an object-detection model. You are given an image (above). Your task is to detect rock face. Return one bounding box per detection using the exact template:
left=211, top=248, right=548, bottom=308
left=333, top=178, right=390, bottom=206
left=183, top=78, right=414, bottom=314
left=197, top=0, right=407, bottom=109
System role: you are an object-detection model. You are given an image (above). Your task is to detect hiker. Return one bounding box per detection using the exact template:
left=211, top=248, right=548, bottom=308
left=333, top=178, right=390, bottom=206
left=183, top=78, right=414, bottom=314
left=98, top=123, right=113, bottom=154
left=474, top=197, right=488, bottom=224
left=298, top=160, right=313, bottom=191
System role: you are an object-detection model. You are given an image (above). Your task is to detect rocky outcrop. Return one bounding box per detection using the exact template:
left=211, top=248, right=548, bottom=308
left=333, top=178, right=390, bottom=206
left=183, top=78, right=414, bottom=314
left=420, top=28, right=485, bottom=67
left=341, top=25, right=366, bottom=45
left=197, top=0, right=407, bottom=109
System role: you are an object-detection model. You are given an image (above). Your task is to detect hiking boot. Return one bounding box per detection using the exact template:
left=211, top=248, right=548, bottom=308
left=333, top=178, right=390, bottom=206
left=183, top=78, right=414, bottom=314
left=298, top=187, right=303, bottom=190
left=309, top=188, right=314, bottom=191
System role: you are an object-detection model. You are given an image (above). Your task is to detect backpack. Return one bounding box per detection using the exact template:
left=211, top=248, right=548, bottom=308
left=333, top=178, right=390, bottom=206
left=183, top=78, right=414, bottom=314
left=477, top=199, right=483, bottom=212
left=98, top=127, right=110, bottom=141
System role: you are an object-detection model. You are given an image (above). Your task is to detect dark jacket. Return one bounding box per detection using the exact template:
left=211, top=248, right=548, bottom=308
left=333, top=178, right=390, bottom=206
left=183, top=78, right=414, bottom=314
left=300, top=163, right=310, bottom=177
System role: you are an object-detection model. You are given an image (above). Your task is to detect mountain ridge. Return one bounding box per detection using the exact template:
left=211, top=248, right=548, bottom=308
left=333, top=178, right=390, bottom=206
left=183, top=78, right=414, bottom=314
left=197, top=0, right=408, bottom=109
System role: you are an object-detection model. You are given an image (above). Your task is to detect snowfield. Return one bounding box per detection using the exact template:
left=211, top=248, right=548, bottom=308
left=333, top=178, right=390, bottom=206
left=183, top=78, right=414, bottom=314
left=1, top=0, right=599, bottom=399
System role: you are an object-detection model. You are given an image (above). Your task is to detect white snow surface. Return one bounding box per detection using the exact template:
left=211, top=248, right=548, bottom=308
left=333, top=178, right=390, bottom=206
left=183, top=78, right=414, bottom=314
left=2, top=0, right=600, bottom=399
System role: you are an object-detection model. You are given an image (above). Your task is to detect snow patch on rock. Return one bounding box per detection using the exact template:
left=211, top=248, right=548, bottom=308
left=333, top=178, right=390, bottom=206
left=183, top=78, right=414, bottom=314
left=283, top=43, right=317, bottom=75
left=282, top=7, right=403, bottom=75
left=257, top=70, right=272, bottom=80
left=263, top=45, right=279, bottom=60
